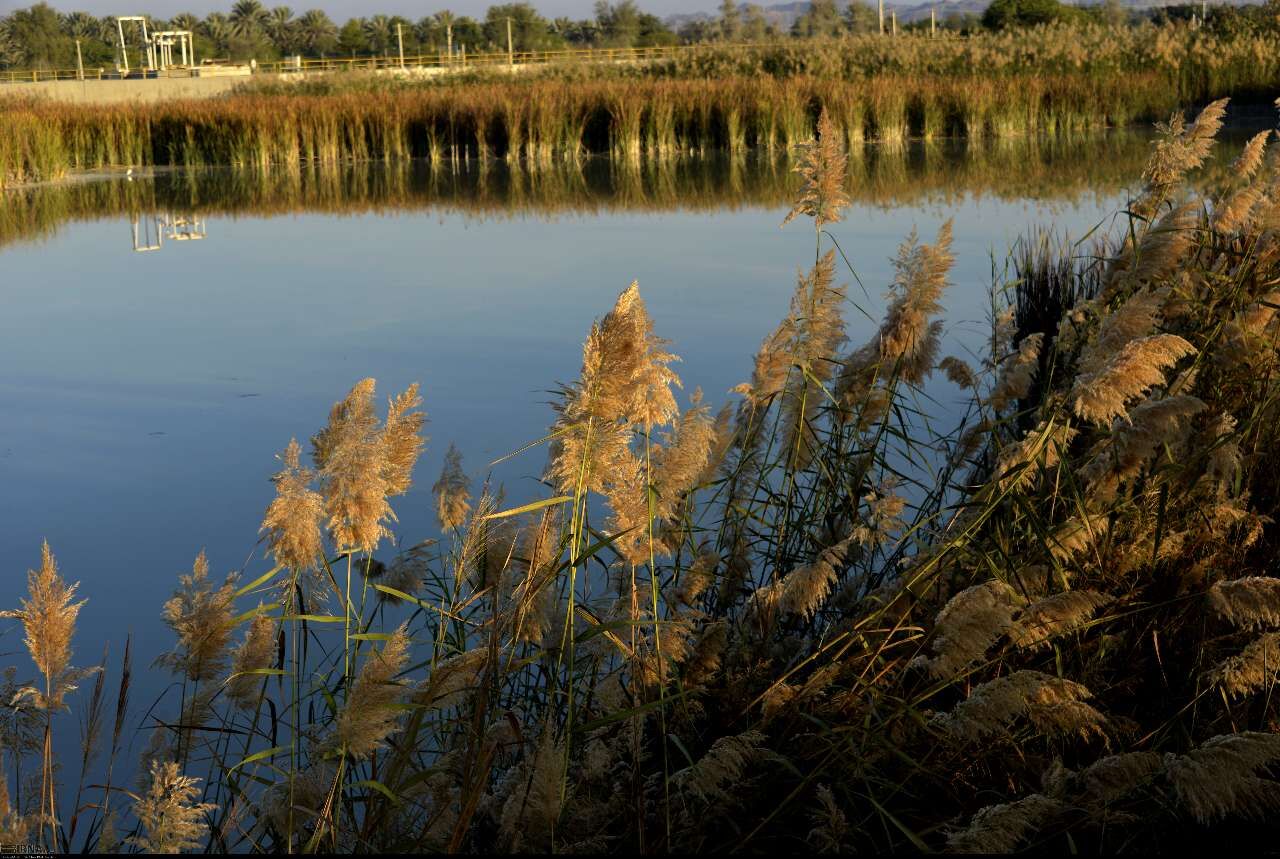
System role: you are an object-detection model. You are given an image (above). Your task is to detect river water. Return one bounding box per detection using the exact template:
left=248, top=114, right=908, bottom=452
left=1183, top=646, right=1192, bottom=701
left=0, top=132, right=1198, bottom=784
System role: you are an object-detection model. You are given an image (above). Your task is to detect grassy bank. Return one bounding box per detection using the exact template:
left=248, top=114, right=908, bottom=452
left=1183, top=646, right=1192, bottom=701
left=0, top=130, right=1164, bottom=250
left=4, top=21, right=1280, bottom=186
left=8, top=100, right=1280, bottom=852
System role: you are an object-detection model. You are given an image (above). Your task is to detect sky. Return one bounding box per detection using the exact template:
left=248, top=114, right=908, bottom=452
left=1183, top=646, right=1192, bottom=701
left=0, top=0, right=715, bottom=20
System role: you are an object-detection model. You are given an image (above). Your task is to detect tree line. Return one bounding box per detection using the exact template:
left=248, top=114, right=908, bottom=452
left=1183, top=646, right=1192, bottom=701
left=2, top=0, right=1276, bottom=71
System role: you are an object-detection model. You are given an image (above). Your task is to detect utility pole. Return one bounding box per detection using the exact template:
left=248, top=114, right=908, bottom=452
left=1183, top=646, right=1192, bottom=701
left=931, top=7, right=936, bottom=36
left=878, top=0, right=885, bottom=34
left=892, top=10, right=897, bottom=35
left=507, top=17, right=514, bottom=68
left=447, top=24, right=453, bottom=66
left=397, top=23, right=404, bottom=69
left=75, top=39, right=84, bottom=80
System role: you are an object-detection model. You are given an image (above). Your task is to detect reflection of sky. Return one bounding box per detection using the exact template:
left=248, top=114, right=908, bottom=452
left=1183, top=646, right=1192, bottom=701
left=0, top=187, right=1125, bottom=767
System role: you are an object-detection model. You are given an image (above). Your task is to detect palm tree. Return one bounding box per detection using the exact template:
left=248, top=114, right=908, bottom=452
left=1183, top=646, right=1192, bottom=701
left=265, top=6, right=295, bottom=53
left=61, top=12, right=98, bottom=40
left=95, top=16, right=118, bottom=45
left=202, top=13, right=233, bottom=55
left=170, top=13, right=200, bottom=33
left=363, top=14, right=392, bottom=55
left=229, top=0, right=268, bottom=39
left=296, top=9, right=336, bottom=56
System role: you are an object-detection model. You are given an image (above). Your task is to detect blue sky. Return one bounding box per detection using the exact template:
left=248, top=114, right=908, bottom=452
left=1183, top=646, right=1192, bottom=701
left=0, top=1, right=713, bottom=19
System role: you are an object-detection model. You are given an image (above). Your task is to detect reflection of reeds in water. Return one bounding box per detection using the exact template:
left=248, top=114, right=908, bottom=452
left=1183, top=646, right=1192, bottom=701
left=0, top=70, right=1206, bottom=188
left=0, top=131, right=1203, bottom=252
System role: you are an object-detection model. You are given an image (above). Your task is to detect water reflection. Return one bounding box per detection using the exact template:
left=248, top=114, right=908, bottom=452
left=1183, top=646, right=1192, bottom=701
left=0, top=131, right=1180, bottom=252
left=131, top=212, right=208, bottom=252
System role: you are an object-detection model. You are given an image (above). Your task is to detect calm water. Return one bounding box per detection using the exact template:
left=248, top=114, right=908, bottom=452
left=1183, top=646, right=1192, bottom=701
left=0, top=139, right=1165, bottom=764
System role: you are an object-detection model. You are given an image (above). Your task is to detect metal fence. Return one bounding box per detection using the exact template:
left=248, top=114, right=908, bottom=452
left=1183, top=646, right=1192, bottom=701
left=0, top=42, right=755, bottom=86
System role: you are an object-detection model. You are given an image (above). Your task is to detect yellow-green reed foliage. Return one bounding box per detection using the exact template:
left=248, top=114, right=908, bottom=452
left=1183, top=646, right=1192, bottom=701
left=20, top=100, right=1280, bottom=853
left=0, top=61, right=1224, bottom=187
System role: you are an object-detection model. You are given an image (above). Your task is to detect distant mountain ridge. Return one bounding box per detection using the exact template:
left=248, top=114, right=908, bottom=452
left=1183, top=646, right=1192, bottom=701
left=666, top=0, right=1258, bottom=29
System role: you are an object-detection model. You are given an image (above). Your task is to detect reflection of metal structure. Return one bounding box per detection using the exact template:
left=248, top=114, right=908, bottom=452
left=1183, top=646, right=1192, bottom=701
left=131, top=212, right=207, bottom=252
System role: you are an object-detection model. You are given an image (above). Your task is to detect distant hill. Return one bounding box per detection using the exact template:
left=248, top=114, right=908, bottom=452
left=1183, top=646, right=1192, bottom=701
left=666, top=0, right=1259, bottom=30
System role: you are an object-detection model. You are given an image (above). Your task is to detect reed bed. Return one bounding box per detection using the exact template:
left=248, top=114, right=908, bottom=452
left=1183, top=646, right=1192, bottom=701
left=8, top=20, right=1280, bottom=187
left=8, top=99, right=1280, bottom=853
left=0, top=131, right=1163, bottom=251
left=0, top=69, right=1211, bottom=188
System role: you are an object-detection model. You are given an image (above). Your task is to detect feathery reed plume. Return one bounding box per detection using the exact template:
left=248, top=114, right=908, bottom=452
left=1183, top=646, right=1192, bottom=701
left=673, top=730, right=767, bottom=804
left=783, top=108, right=848, bottom=230
left=736, top=316, right=796, bottom=408
left=1208, top=633, right=1280, bottom=698
left=127, top=761, right=215, bottom=853
left=1162, top=732, right=1280, bottom=823
left=673, top=549, right=719, bottom=607
left=783, top=536, right=853, bottom=620
left=548, top=282, right=680, bottom=495
left=653, top=391, right=717, bottom=512
left=1230, top=130, right=1271, bottom=183
left=93, top=809, right=118, bottom=854
left=947, top=794, right=1063, bottom=853
left=807, top=784, right=849, bottom=854
left=1011, top=591, right=1111, bottom=650
left=603, top=459, right=650, bottom=568
left=779, top=251, right=848, bottom=468
left=989, top=333, right=1043, bottom=413
left=912, top=580, right=1024, bottom=680
left=1205, top=413, right=1242, bottom=491
left=878, top=220, right=954, bottom=383
left=260, top=438, right=325, bottom=574
left=380, top=383, right=426, bottom=498
left=1133, top=98, right=1228, bottom=221
left=1048, top=513, right=1109, bottom=562
left=1080, top=394, right=1205, bottom=500
left=992, top=420, right=1077, bottom=493
left=156, top=551, right=238, bottom=683
left=498, top=731, right=563, bottom=853
left=332, top=623, right=410, bottom=759
left=312, top=378, right=393, bottom=553
left=1, top=541, right=90, bottom=710
left=432, top=443, right=471, bottom=531
left=226, top=611, right=277, bottom=710
left=1208, top=577, right=1280, bottom=631
left=684, top=621, right=727, bottom=686
left=379, top=544, right=429, bottom=604
left=840, top=221, right=955, bottom=403
left=1069, top=334, right=1195, bottom=424
left=508, top=510, right=561, bottom=646
left=417, top=648, right=488, bottom=712
left=1077, top=289, right=1163, bottom=379
left=0, top=774, right=30, bottom=846
left=931, top=670, right=1108, bottom=742
left=939, top=356, right=976, bottom=389
left=1056, top=751, right=1164, bottom=804
left=1133, top=202, right=1199, bottom=285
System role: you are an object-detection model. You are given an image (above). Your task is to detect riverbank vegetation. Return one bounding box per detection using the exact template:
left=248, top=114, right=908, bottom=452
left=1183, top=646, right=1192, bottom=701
left=5, top=15, right=1280, bottom=185
left=8, top=98, right=1280, bottom=853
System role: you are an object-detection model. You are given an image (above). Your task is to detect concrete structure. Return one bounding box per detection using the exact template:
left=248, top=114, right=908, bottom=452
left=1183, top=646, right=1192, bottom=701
left=4, top=73, right=251, bottom=105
